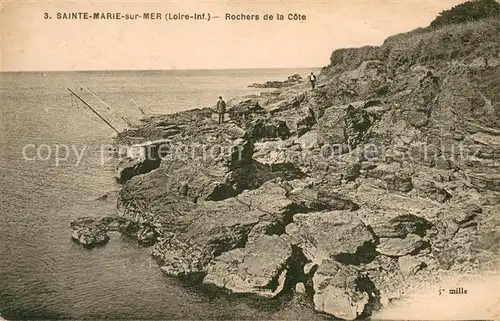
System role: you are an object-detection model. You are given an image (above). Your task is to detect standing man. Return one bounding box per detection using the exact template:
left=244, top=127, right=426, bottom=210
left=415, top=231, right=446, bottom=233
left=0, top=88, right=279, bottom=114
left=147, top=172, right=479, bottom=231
left=217, top=96, right=226, bottom=124
left=309, top=72, right=317, bottom=90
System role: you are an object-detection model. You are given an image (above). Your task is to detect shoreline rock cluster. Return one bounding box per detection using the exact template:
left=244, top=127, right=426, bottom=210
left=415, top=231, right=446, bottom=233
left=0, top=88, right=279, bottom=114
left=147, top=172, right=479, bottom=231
left=70, top=215, right=158, bottom=247
left=71, top=17, right=500, bottom=320
left=248, top=73, right=304, bottom=88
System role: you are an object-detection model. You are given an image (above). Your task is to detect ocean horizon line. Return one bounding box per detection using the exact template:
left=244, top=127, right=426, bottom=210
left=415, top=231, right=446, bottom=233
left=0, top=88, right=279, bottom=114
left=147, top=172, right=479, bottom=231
left=0, top=66, right=323, bottom=73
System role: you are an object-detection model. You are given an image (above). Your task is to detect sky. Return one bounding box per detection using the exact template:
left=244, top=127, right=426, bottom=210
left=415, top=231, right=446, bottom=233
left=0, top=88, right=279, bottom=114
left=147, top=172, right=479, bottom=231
left=1, top=0, right=467, bottom=71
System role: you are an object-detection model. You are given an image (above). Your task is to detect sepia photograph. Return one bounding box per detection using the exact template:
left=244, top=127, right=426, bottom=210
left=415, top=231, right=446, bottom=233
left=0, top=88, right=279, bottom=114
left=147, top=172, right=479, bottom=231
left=1, top=0, right=499, bottom=320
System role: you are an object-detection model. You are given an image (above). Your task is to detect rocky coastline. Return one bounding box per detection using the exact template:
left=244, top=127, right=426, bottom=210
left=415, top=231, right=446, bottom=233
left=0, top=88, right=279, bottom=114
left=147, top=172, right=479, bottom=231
left=71, top=16, right=500, bottom=320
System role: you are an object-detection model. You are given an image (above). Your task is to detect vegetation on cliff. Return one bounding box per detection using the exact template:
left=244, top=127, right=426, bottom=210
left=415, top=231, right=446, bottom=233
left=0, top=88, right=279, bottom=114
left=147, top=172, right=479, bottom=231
left=430, top=0, right=500, bottom=29
left=326, top=17, right=499, bottom=75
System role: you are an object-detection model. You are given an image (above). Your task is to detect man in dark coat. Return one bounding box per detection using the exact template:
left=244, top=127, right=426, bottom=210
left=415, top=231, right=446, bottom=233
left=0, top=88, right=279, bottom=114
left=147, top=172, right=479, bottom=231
left=217, top=96, right=226, bottom=124
left=309, top=72, right=317, bottom=90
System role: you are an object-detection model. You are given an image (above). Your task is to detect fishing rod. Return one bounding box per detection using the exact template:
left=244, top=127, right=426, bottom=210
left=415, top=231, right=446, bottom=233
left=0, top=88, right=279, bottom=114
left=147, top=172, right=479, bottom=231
left=77, top=82, right=133, bottom=126
left=121, top=87, right=147, bottom=115
left=67, top=88, right=132, bottom=145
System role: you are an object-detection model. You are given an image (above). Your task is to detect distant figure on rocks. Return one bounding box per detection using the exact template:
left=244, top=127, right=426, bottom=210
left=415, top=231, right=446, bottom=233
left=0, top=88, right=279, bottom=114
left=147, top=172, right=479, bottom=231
left=217, top=96, right=226, bottom=124
left=309, top=72, right=317, bottom=90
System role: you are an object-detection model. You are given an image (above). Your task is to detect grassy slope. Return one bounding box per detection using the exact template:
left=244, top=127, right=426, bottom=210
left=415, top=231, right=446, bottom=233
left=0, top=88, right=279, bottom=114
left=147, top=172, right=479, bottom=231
left=325, top=18, right=500, bottom=74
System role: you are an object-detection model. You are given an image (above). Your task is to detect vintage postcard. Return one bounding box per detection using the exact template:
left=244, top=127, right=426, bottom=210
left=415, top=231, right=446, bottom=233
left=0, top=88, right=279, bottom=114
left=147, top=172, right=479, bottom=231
left=1, top=0, right=499, bottom=320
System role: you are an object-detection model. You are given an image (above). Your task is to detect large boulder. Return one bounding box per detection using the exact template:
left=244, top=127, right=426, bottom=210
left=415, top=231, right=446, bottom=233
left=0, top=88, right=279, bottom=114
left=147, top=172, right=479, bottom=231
left=318, top=103, right=372, bottom=150
left=317, top=106, right=348, bottom=146
left=289, top=188, right=359, bottom=211
left=227, top=98, right=266, bottom=127
left=312, top=260, right=371, bottom=320
left=116, top=156, right=161, bottom=183
left=286, top=211, right=375, bottom=264
left=203, top=235, right=293, bottom=297
left=366, top=163, right=414, bottom=192
left=136, top=225, right=157, bottom=246
left=70, top=217, right=110, bottom=247
left=411, top=172, right=453, bottom=203
left=71, top=216, right=159, bottom=247
left=252, top=140, right=307, bottom=180
left=279, top=105, right=317, bottom=136
left=115, top=140, right=172, bottom=183
left=246, top=118, right=291, bottom=140
left=266, top=91, right=307, bottom=114
left=117, top=136, right=259, bottom=221
left=370, top=214, right=433, bottom=238
left=384, top=171, right=414, bottom=192
left=152, top=179, right=341, bottom=277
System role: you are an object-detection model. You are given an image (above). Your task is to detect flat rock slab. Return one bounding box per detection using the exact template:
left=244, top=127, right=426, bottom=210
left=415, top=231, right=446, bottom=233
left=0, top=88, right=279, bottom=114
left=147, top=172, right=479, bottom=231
left=313, top=260, right=370, bottom=320
left=370, top=221, right=408, bottom=238
left=203, top=235, right=293, bottom=297
left=376, top=233, right=424, bottom=257
left=286, top=211, right=374, bottom=263
left=370, top=214, right=433, bottom=238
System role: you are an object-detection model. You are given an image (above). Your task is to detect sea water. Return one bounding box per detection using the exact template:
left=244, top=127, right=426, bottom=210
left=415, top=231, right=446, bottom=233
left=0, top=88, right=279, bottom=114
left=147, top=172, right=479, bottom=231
left=0, top=69, right=326, bottom=319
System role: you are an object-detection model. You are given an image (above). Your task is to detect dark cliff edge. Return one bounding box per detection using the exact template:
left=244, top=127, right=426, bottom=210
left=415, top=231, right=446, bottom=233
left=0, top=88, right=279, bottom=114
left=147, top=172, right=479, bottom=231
left=71, top=5, right=500, bottom=320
